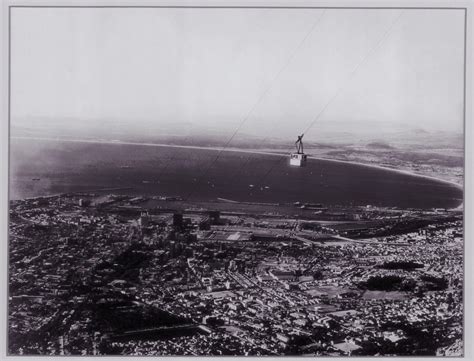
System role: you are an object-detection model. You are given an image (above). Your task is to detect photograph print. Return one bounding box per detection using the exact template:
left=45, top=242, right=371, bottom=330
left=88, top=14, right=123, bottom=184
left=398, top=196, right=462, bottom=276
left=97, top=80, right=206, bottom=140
left=7, top=3, right=466, bottom=357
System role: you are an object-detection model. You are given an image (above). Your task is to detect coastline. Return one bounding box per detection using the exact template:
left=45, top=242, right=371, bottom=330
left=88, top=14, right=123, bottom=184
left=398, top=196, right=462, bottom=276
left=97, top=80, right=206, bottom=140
left=12, top=135, right=463, bottom=191
left=11, top=136, right=464, bottom=210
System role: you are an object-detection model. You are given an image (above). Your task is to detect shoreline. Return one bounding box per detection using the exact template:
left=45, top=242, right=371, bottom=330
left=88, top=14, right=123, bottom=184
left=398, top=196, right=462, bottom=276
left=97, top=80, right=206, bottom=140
left=12, top=136, right=463, bottom=189
left=10, top=136, right=463, bottom=208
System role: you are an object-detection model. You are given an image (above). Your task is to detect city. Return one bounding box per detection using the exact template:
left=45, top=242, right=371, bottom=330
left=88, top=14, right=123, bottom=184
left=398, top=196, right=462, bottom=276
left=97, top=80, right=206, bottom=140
left=8, top=193, right=463, bottom=356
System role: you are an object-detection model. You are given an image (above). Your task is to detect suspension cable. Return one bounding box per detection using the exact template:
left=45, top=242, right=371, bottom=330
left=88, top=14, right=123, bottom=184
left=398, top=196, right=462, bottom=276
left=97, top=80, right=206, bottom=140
left=185, top=10, right=327, bottom=200
left=256, top=10, right=404, bottom=185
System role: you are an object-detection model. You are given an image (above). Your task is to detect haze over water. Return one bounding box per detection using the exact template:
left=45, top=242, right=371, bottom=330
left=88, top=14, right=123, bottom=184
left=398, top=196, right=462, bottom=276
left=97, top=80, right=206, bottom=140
left=11, top=8, right=464, bottom=141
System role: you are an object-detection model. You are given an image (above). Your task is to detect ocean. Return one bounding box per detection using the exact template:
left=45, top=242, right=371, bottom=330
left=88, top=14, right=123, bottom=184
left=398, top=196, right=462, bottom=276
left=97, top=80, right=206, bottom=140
left=10, top=138, right=463, bottom=209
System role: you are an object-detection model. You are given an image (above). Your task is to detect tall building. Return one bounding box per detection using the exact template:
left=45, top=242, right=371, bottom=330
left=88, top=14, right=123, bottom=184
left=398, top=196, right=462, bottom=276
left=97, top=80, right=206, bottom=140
left=138, top=211, right=149, bottom=228
left=173, top=213, right=183, bottom=229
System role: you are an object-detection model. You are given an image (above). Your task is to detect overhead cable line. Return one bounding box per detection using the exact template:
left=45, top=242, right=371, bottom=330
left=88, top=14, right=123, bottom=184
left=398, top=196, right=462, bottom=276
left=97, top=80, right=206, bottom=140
left=185, top=9, right=327, bottom=200
left=257, top=10, right=405, bottom=184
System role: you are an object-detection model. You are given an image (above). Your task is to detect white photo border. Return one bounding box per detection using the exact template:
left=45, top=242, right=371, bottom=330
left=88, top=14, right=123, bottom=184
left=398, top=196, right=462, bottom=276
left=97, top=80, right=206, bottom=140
left=1, top=0, right=472, bottom=360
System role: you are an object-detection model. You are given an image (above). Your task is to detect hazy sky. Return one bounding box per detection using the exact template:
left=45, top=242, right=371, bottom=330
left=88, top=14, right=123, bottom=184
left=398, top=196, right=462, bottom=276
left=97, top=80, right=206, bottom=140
left=11, top=7, right=465, bottom=140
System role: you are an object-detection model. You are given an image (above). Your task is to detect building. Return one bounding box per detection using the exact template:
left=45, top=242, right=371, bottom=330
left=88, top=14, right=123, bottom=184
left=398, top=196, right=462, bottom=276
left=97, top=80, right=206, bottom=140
left=209, top=211, right=221, bottom=224
left=173, top=213, right=184, bottom=229
left=138, top=211, right=149, bottom=228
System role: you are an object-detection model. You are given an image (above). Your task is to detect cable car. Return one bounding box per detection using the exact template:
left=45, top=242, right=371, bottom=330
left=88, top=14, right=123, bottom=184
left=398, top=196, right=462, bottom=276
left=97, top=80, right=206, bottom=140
left=290, top=134, right=307, bottom=167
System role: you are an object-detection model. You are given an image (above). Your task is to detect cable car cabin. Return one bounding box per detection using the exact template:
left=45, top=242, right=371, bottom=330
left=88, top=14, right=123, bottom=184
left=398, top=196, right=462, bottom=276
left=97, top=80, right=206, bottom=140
left=290, top=153, right=307, bottom=167
left=290, top=134, right=307, bottom=166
